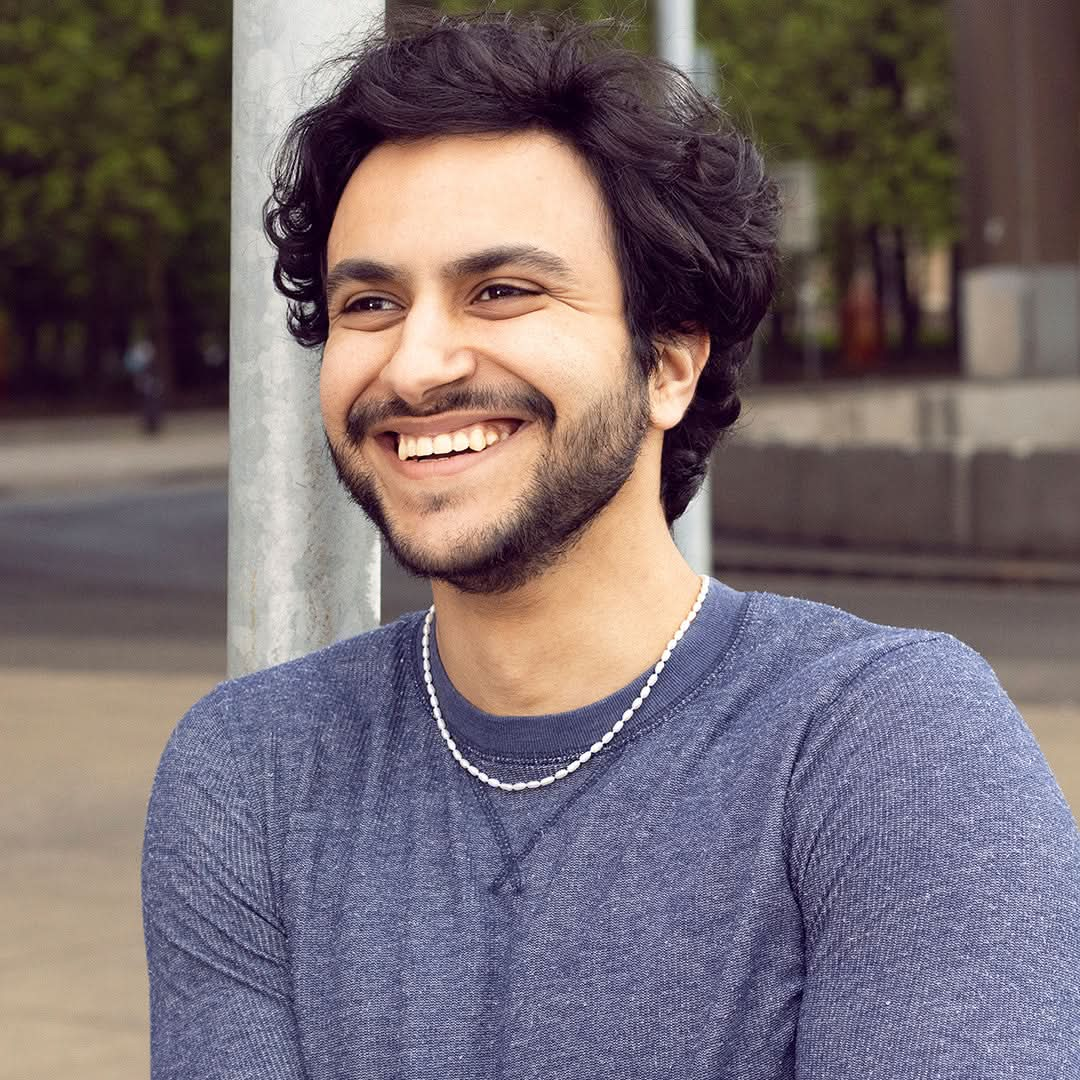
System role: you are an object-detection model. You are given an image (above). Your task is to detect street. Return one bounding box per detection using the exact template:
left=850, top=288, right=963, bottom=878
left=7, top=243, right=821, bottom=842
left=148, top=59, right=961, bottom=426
left=3, top=482, right=1079, bottom=700
left=1, top=482, right=1077, bottom=1079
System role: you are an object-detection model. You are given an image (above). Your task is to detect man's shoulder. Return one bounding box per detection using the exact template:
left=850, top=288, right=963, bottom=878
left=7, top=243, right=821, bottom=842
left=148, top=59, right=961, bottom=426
left=177, top=610, right=426, bottom=755
left=735, top=586, right=954, bottom=684
left=728, top=587, right=1020, bottom=747
left=146, top=612, right=432, bottom=862
left=235, top=609, right=422, bottom=695
left=737, top=588, right=1034, bottom=780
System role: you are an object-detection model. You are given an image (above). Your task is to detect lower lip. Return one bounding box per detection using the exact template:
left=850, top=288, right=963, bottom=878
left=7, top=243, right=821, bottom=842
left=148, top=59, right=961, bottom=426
left=378, top=424, right=530, bottom=478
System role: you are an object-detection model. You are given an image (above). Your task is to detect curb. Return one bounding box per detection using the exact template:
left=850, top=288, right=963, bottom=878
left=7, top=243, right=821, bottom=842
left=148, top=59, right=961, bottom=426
left=713, top=538, right=1080, bottom=587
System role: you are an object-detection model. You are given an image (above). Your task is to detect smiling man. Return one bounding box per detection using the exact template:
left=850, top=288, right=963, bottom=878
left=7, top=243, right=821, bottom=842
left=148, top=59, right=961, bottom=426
left=142, top=13, right=1080, bottom=1080
left=320, top=134, right=661, bottom=602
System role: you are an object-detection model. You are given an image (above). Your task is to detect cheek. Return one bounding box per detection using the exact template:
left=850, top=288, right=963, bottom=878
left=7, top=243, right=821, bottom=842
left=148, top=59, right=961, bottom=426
left=505, top=324, right=592, bottom=393
left=319, top=337, right=376, bottom=434
left=538, top=325, right=626, bottom=402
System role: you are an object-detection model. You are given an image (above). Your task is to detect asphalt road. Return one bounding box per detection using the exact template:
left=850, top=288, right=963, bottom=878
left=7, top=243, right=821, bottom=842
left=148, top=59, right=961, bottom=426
left=1, top=481, right=1078, bottom=705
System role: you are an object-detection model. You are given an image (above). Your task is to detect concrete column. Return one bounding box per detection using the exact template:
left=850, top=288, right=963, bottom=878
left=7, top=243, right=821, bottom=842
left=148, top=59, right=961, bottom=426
left=228, top=1, right=384, bottom=676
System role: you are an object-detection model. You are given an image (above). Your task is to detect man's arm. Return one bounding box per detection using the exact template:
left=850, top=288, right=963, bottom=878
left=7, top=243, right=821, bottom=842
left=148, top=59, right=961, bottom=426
left=787, top=636, right=1080, bottom=1078
left=142, top=687, right=306, bottom=1080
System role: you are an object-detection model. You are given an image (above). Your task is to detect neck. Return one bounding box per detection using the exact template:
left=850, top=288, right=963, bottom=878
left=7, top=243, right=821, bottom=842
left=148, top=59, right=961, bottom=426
left=430, top=498, right=703, bottom=717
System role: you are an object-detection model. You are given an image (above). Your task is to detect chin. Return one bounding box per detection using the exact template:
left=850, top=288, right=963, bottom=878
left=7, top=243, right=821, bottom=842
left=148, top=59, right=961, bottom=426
left=328, top=375, right=652, bottom=596
left=380, top=515, right=575, bottom=596
left=329, top=465, right=528, bottom=594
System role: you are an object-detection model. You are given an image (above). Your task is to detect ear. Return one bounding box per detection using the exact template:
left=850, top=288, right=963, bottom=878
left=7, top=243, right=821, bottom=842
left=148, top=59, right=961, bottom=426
left=649, top=327, right=710, bottom=431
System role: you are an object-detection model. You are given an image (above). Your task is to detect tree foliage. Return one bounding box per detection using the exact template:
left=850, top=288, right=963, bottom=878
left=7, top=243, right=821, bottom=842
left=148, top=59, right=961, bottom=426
left=0, top=0, right=230, bottom=397
left=435, top=0, right=654, bottom=53
left=701, top=0, right=958, bottom=246
left=698, top=0, right=959, bottom=360
left=0, top=0, right=958, bottom=399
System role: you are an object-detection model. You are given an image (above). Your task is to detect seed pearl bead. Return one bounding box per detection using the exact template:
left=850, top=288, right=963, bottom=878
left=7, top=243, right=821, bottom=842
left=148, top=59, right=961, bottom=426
left=422, top=575, right=709, bottom=792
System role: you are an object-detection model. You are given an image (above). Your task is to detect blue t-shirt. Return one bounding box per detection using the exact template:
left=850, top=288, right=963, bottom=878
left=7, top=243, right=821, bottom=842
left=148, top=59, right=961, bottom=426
left=142, top=582, right=1080, bottom=1078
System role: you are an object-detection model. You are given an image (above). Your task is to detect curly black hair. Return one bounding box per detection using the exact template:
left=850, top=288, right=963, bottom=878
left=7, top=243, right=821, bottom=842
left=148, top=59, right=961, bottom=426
left=264, top=10, right=779, bottom=523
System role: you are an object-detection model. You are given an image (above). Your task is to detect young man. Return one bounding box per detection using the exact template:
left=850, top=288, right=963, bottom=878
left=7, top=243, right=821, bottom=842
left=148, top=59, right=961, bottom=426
left=142, top=14, right=1080, bottom=1079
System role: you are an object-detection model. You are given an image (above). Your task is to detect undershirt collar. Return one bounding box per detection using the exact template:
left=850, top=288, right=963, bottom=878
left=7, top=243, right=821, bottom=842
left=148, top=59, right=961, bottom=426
left=422, top=578, right=747, bottom=763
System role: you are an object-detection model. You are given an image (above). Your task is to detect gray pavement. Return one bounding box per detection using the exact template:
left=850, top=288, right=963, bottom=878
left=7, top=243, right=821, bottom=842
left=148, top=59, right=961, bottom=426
left=2, top=669, right=219, bottom=1080
left=0, top=409, right=228, bottom=498
left=0, top=411, right=229, bottom=1078
left=2, top=410, right=1078, bottom=1079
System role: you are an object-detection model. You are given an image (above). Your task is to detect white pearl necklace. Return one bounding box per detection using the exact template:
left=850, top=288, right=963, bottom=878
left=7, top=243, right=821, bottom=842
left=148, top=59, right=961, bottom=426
left=421, top=575, right=709, bottom=792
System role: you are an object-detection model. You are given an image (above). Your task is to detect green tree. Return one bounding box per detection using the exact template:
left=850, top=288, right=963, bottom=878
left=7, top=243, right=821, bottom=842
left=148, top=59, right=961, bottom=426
left=701, top=0, right=958, bottom=355
left=0, top=0, right=230, bottom=398
left=436, top=0, right=654, bottom=52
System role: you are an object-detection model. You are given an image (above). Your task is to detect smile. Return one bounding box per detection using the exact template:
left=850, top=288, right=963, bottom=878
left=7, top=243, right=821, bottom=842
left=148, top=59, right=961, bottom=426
left=375, top=419, right=529, bottom=477
left=395, top=419, right=520, bottom=462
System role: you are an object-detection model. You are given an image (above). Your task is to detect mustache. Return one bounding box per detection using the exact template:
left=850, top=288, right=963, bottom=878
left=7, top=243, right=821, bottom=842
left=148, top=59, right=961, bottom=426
left=345, top=386, right=556, bottom=442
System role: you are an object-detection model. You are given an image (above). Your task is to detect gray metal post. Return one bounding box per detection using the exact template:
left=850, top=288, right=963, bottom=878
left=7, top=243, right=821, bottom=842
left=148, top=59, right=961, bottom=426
left=655, top=0, right=696, bottom=73
left=656, top=0, right=713, bottom=576
left=229, top=0, right=384, bottom=676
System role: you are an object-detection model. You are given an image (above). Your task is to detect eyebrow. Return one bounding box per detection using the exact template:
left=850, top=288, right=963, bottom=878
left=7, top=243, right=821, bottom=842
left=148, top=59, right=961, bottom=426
left=324, top=244, right=578, bottom=305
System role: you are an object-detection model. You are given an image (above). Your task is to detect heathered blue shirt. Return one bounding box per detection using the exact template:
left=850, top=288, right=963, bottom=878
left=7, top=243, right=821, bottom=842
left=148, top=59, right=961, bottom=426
left=142, top=582, right=1080, bottom=1079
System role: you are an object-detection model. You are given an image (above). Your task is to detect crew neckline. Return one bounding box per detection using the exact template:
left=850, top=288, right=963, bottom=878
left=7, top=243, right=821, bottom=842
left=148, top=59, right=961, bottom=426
left=415, top=579, right=747, bottom=763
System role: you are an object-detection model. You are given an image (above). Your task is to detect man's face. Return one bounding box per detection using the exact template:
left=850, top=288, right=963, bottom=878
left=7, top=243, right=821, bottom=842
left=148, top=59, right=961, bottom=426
left=321, top=131, right=655, bottom=594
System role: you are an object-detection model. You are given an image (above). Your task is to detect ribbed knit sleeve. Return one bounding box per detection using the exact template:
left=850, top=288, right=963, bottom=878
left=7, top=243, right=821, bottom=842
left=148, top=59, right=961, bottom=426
left=785, top=635, right=1080, bottom=1078
left=142, top=684, right=306, bottom=1080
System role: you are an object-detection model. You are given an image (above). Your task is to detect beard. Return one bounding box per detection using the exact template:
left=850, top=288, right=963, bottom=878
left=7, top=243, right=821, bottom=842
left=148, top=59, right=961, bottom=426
left=326, top=365, right=652, bottom=595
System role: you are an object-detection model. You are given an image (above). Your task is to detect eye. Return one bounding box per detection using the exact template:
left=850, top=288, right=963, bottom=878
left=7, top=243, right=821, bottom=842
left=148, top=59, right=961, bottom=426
left=341, top=295, right=400, bottom=314
left=474, top=283, right=539, bottom=303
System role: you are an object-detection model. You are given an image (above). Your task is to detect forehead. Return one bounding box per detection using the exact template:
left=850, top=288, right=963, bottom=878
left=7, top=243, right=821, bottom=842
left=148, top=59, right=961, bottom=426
left=326, top=131, right=616, bottom=274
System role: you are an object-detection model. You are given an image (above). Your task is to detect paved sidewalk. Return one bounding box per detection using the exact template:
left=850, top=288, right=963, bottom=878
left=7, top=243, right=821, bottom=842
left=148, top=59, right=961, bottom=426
left=1, top=667, right=223, bottom=1080
left=0, top=410, right=228, bottom=499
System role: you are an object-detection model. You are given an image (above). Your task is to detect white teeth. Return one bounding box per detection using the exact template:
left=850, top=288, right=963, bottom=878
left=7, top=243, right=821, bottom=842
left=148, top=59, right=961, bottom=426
left=396, top=422, right=518, bottom=460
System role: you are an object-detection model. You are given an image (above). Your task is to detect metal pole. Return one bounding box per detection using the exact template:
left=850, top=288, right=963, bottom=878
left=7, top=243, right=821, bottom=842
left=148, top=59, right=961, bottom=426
left=655, top=0, right=696, bottom=74
left=229, top=0, right=384, bottom=677
left=656, top=0, right=713, bottom=576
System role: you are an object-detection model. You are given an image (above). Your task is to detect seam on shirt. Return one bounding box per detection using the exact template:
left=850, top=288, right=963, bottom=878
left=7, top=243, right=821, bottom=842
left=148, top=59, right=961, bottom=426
left=214, top=684, right=291, bottom=938
left=780, top=631, right=953, bottom=942
left=484, top=743, right=632, bottom=893
left=466, top=780, right=526, bottom=893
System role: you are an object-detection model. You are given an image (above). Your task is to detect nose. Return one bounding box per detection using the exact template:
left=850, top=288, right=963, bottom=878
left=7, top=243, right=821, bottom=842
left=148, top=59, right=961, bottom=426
left=378, top=300, right=478, bottom=407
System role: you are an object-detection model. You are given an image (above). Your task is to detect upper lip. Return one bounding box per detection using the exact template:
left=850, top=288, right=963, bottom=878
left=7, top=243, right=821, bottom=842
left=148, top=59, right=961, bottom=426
left=370, top=413, right=530, bottom=438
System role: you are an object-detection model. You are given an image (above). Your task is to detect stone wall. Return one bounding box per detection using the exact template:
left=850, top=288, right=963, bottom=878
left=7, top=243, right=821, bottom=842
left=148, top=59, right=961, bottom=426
left=712, top=441, right=1080, bottom=559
